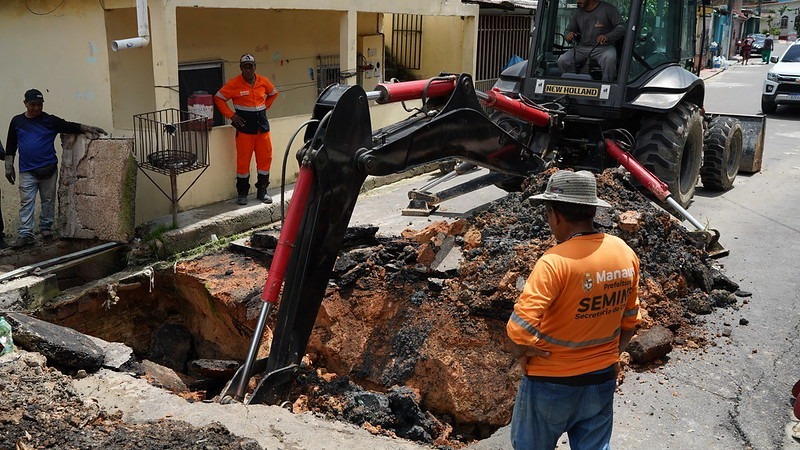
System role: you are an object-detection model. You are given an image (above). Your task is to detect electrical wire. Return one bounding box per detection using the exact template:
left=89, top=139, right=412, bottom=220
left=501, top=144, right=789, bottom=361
left=279, top=119, right=319, bottom=224
left=602, top=128, right=636, bottom=151
left=26, top=0, right=65, bottom=15
left=154, top=85, right=181, bottom=93
left=276, top=82, right=317, bottom=93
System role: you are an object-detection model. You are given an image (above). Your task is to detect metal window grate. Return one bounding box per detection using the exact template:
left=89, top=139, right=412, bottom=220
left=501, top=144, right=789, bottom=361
left=391, top=14, right=423, bottom=70
left=475, top=14, right=532, bottom=92
left=133, top=108, right=209, bottom=175
left=317, top=55, right=341, bottom=94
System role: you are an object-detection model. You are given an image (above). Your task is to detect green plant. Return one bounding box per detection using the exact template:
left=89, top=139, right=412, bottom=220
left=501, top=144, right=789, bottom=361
left=384, top=47, right=418, bottom=82
left=140, top=222, right=178, bottom=259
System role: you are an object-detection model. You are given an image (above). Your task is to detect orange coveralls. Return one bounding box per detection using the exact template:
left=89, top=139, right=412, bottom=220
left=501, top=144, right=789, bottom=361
left=214, top=73, right=279, bottom=177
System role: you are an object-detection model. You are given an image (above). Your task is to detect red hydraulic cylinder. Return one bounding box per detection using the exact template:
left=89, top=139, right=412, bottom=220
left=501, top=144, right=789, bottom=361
left=604, top=138, right=670, bottom=202
left=481, top=89, right=551, bottom=128
left=374, top=77, right=457, bottom=104
left=261, top=164, right=315, bottom=304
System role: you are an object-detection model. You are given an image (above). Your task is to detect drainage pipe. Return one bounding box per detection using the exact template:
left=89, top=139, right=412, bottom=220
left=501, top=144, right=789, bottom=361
left=112, top=0, right=150, bottom=51
left=0, top=242, right=123, bottom=284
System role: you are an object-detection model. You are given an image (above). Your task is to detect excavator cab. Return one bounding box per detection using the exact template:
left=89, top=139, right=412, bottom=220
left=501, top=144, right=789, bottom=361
left=496, top=0, right=699, bottom=118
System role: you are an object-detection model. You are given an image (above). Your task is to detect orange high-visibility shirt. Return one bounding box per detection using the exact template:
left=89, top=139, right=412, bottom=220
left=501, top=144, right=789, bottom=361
left=507, top=233, right=641, bottom=377
left=214, top=73, right=278, bottom=134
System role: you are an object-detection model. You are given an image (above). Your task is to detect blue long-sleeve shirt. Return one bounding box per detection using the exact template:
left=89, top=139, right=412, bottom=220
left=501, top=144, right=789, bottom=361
left=6, top=112, right=82, bottom=173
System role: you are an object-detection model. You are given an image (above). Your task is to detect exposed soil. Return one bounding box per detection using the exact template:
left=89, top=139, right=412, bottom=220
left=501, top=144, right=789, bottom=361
left=0, top=168, right=747, bottom=449
left=0, top=351, right=262, bottom=450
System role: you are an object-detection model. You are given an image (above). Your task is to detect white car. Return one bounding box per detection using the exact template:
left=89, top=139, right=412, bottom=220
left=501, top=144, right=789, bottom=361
left=762, top=40, right=800, bottom=113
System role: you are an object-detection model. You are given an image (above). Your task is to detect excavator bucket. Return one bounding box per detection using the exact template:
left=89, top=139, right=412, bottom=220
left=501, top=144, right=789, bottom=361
left=402, top=171, right=509, bottom=216
left=687, top=228, right=728, bottom=259
left=402, top=161, right=481, bottom=216
left=706, top=112, right=766, bottom=173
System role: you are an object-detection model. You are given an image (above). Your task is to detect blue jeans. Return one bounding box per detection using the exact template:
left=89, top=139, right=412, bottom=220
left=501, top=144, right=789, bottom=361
left=18, top=170, right=57, bottom=238
left=510, top=371, right=616, bottom=450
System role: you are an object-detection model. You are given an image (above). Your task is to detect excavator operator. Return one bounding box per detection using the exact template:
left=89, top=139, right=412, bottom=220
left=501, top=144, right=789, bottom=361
left=557, top=0, right=626, bottom=81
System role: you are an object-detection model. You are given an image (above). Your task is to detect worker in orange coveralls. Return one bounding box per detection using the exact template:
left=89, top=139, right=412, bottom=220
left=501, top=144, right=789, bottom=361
left=506, top=170, right=641, bottom=450
left=214, top=53, right=279, bottom=205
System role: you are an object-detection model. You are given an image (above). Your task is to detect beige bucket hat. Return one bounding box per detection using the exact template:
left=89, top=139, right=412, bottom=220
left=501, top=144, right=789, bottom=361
left=529, top=170, right=611, bottom=207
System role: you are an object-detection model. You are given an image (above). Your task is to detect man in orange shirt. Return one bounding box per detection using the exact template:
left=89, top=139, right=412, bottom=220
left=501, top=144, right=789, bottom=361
left=507, top=170, right=640, bottom=449
left=214, top=53, right=279, bottom=205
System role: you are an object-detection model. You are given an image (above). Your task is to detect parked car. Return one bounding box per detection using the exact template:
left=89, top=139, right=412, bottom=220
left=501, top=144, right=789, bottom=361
left=750, top=33, right=767, bottom=55
left=762, top=40, right=800, bottom=113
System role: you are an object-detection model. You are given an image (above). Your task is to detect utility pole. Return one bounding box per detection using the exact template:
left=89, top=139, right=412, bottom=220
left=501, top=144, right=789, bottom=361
left=757, top=0, right=762, bottom=33
left=726, top=0, right=735, bottom=58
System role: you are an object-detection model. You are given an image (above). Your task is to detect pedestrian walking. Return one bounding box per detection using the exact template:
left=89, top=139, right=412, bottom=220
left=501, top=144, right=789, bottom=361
left=762, top=33, right=774, bottom=64
left=740, top=36, right=753, bottom=65
left=506, top=170, right=641, bottom=450
left=214, top=53, right=279, bottom=205
left=4, top=89, right=106, bottom=248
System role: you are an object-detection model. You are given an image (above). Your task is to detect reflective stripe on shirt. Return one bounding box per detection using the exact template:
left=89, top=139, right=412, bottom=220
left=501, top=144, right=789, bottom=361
left=510, top=311, right=621, bottom=348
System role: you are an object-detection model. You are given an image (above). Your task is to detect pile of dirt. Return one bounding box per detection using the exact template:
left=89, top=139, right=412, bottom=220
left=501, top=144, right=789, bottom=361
left=294, top=168, right=744, bottom=446
left=0, top=351, right=262, bottom=450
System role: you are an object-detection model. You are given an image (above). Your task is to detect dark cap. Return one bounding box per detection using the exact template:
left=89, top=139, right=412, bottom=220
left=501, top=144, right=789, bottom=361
left=24, top=89, right=44, bottom=103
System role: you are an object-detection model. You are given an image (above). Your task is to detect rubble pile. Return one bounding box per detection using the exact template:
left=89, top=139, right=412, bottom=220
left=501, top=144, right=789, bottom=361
left=294, top=168, right=744, bottom=445
left=0, top=351, right=262, bottom=450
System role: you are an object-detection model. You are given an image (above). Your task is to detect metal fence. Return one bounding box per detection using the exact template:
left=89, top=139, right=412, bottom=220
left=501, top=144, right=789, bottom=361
left=475, top=14, right=532, bottom=91
left=392, top=14, right=423, bottom=70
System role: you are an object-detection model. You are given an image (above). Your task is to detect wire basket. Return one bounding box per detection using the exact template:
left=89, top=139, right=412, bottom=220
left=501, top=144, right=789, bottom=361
left=132, top=108, right=210, bottom=227
left=133, top=108, right=209, bottom=175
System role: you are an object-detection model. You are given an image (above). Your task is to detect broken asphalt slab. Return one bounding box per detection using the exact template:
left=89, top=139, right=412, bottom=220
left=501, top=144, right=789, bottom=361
left=72, top=368, right=431, bottom=450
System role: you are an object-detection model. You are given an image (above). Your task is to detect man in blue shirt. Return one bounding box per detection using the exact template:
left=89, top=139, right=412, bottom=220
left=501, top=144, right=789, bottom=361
left=4, top=89, right=105, bottom=248
left=0, top=140, right=7, bottom=248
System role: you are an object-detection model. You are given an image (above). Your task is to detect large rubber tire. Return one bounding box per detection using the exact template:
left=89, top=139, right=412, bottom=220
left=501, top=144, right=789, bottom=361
left=701, top=116, right=743, bottom=191
left=633, top=102, right=704, bottom=210
left=761, top=95, right=777, bottom=114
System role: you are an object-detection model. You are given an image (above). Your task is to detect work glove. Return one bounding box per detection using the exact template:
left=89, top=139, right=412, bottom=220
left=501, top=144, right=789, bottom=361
left=5, top=158, right=16, bottom=185
left=80, top=124, right=107, bottom=137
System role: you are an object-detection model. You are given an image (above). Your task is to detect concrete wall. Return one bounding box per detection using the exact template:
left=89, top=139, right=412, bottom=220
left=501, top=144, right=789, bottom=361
left=0, top=0, right=479, bottom=236
left=383, top=14, right=476, bottom=79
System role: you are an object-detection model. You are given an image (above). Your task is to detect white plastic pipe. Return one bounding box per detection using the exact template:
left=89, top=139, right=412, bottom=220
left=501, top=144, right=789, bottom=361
left=111, top=0, right=150, bottom=51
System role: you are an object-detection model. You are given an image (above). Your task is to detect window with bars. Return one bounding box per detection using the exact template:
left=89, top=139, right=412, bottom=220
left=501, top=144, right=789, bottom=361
left=391, top=14, right=423, bottom=70
left=317, top=55, right=340, bottom=94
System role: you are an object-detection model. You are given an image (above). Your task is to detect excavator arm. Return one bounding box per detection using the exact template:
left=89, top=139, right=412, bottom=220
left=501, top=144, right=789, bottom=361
left=222, top=74, right=548, bottom=404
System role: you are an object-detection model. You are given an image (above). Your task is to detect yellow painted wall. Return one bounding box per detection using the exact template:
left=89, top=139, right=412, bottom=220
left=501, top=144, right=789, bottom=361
left=0, top=0, right=112, bottom=236
left=383, top=14, right=472, bottom=79
left=107, top=7, right=156, bottom=130
left=419, top=16, right=471, bottom=77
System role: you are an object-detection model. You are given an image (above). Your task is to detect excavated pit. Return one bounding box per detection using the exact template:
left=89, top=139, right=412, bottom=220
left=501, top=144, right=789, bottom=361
left=22, top=168, right=746, bottom=448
